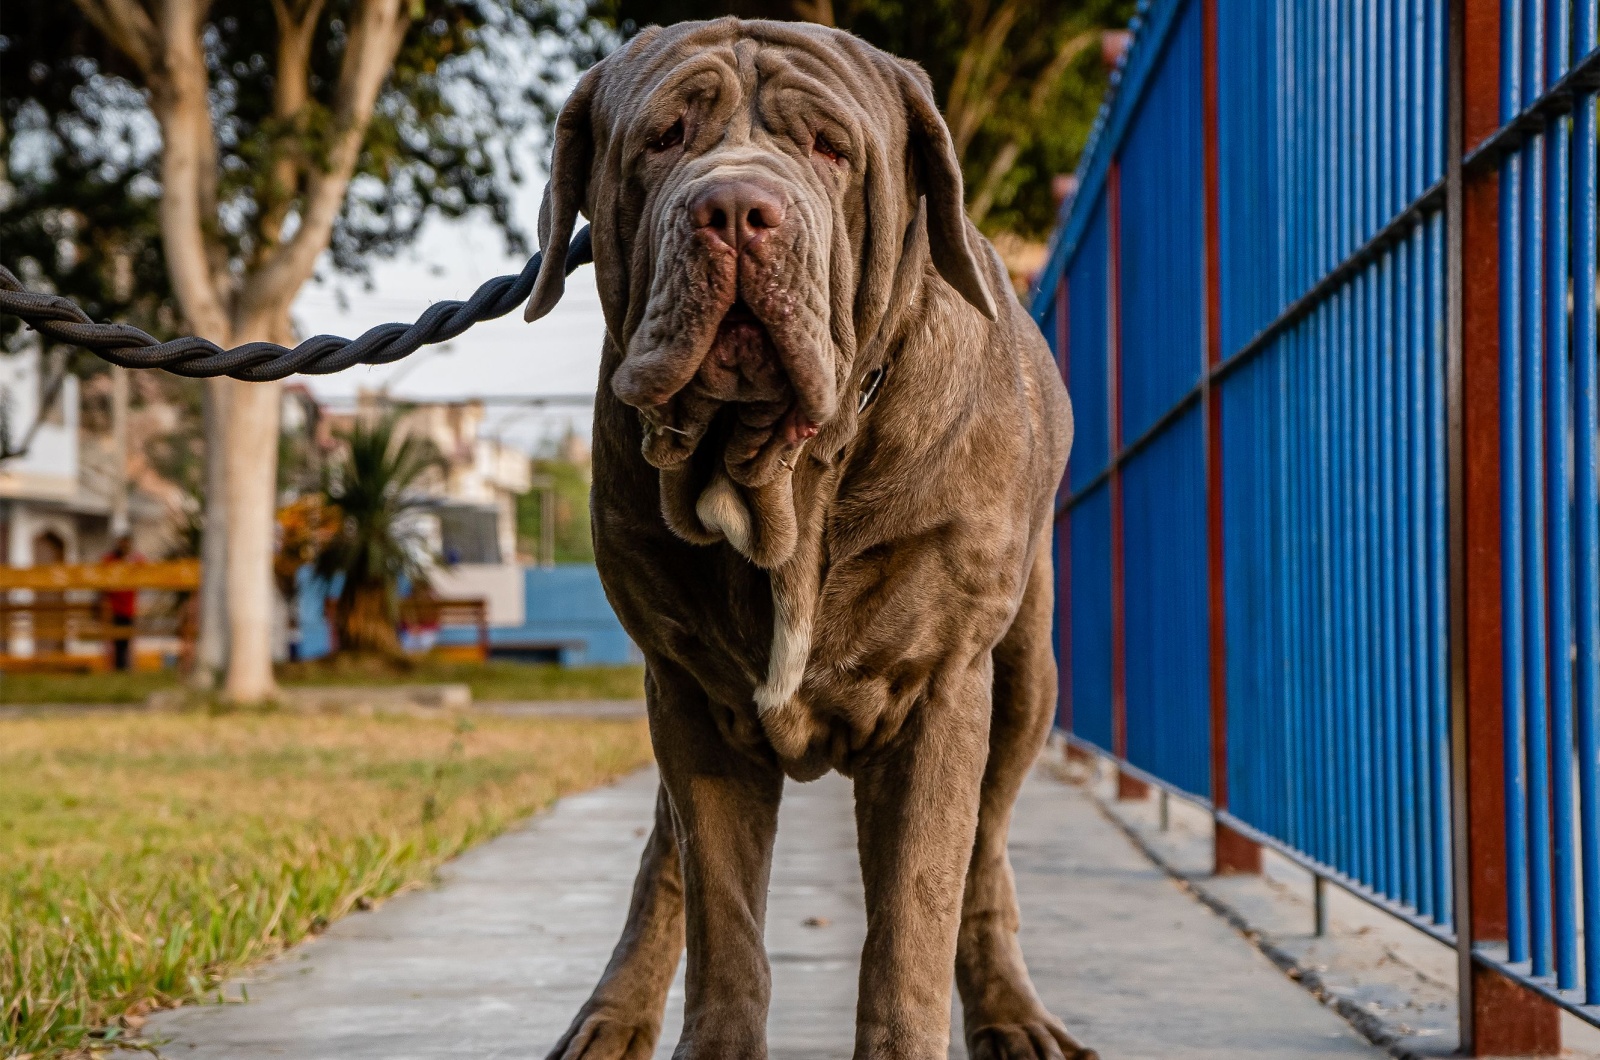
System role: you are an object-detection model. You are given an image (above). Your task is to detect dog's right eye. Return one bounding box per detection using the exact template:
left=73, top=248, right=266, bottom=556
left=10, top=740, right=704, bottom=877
left=647, top=119, right=685, bottom=152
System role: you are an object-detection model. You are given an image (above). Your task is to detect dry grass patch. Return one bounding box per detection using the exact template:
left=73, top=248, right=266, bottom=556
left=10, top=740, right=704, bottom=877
left=0, top=709, right=652, bottom=1058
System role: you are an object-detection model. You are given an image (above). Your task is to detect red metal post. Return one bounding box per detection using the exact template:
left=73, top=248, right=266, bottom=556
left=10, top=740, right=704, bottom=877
left=1454, top=0, right=1561, bottom=1051
left=1201, top=0, right=1258, bottom=872
left=1107, top=161, right=1148, bottom=802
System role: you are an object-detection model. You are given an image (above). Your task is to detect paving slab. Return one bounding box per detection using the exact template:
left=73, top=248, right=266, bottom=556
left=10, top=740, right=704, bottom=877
left=127, top=764, right=1382, bottom=1059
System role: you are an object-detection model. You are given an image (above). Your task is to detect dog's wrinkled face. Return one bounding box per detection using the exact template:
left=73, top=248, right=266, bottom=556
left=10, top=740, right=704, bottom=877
left=525, top=19, right=995, bottom=565
left=610, top=44, right=851, bottom=485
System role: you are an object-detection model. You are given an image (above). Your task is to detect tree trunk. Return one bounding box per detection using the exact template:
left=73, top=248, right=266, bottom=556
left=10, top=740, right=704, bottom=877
left=337, top=580, right=402, bottom=658
left=223, top=375, right=283, bottom=702
left=68, top=0, right=410, bottom=701
left=194, top=377, right=229, bottom=687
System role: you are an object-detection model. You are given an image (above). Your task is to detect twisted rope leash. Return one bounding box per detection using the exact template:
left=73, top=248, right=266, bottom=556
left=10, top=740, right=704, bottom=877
left=0, top=227, right=594, bottom=382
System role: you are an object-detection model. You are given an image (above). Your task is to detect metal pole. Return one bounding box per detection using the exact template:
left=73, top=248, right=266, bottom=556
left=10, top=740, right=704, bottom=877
left=1314, top=874, right=1328, bottom=937
left=540, top=484, right=555, bottom=569
left=1445, top=0, right=1475, bottom=1050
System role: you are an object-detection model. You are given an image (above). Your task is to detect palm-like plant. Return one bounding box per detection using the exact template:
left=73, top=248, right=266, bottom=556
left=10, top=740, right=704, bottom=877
left=316, top=414, right=444, bottom=658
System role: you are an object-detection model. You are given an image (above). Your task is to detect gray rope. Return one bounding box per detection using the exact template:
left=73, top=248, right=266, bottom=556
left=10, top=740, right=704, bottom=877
left=0, top=227, right=593, bottom=382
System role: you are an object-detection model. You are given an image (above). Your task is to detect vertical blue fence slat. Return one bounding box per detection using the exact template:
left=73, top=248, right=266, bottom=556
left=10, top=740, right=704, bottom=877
left=1545, top=0, right=1579, bottom=992
left=1568, top=0, right=1593, bottom=1005
left=1067, top=199, right=1112, bottom=493
left=1070, top=484, right=1116, bottom=754
left=1498, top=0, right=1533, bottom=967
left=1124, top=408, right=1211, bottom=798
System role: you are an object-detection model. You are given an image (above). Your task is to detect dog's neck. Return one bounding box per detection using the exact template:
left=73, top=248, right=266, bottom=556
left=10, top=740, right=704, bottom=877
left=750, top=229, right=952, bottom=750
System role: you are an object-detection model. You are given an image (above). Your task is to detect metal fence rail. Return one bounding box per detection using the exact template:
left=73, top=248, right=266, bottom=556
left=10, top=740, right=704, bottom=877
left=1033, top=0, right=1600, bottom=1050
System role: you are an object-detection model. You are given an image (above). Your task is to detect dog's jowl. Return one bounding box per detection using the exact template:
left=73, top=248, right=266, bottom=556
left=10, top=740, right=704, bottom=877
left=527, top=18, right=1084, bottom=1060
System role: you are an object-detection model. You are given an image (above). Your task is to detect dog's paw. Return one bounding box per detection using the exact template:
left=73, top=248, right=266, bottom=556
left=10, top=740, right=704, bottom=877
left=544, top=1014, right=657, bottom=1060
left=969, top=1021, right=1099, bottom=1060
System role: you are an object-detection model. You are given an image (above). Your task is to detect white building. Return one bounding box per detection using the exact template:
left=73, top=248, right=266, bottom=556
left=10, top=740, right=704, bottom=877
left=0, top=343, right=112, bottom=567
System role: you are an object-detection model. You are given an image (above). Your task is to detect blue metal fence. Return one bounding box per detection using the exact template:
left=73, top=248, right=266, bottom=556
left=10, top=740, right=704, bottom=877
left=1034, top=0, right=1600, bottom=1044
left=1490, top=0, right=1600, bottom=1006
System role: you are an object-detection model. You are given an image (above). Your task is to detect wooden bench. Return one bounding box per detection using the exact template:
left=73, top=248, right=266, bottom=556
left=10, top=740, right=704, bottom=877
left=0, top=561, right=200, bottom=673
left=398, top=596, right=490, bottom=661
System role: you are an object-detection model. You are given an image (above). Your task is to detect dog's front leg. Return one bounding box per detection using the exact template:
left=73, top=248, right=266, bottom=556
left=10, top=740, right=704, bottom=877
left=650, top=659, right=784, bottom=1060
left=851, top=664, right=992, bottom=1060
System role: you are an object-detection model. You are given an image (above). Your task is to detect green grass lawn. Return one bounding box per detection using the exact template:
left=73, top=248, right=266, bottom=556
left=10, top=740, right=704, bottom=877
left=0, top=708, right=653, bottom=1058
left=0, top=660, right=646, bottom=707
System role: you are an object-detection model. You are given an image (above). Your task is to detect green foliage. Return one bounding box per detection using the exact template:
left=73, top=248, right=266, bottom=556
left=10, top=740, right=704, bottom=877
left=518, top=457, right=594, bottom=563
left=600, top=0, right=1133, bottom=240
left=0, top=1, right=614, bottom=343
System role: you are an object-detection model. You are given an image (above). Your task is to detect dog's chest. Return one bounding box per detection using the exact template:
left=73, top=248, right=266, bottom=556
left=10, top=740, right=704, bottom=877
left=745, top=531, right=1023, bottom=775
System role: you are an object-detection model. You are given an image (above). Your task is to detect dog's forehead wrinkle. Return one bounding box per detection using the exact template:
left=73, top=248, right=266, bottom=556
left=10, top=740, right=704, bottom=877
left=735, top=37, right=761, bottom=101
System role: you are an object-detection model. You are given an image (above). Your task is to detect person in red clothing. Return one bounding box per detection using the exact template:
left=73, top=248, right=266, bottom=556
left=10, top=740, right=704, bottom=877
left=102, top=534, right=142, bottom=671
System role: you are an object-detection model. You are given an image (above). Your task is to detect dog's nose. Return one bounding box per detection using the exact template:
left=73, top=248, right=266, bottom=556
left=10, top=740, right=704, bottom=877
left=690, top=180, right=787, bottom=252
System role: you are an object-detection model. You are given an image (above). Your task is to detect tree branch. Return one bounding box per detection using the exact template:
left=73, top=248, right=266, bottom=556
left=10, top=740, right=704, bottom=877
left=75, top=0, right=231, bottom=340
left=0, top=351, right=71, bottom=464
left=140, top=0, right=232, bottom=342
left=257, top=0, right=329, bottom=258
left=967, top=29, right=1096, bottom=224
left=946, top=0, right=1022, bottom=161
left=244, top=0, right=410, bottom=317
left=69, top=0, right=162, bottom=77
left=792, top=0, right=835, bottom=25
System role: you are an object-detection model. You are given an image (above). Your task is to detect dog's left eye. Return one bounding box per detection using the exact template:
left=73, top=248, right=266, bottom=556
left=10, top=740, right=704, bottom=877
left=813, top=133, right=844, bottom=164
left=648, top=119, right=685, bottom=152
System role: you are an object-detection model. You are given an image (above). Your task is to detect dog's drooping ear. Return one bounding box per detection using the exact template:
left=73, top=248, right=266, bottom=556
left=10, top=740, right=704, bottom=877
left=524, top=68, right=599, bottom=322
left=895, top=62, right=997, bottom=321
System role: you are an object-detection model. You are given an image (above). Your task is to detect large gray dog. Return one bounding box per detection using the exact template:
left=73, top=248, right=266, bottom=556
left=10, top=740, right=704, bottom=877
left=524, top=17, right=1081, bottom=1060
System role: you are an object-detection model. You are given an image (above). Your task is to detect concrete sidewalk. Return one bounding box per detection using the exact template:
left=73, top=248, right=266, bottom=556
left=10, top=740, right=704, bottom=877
left=129, top=765, right=1382, bottom=1059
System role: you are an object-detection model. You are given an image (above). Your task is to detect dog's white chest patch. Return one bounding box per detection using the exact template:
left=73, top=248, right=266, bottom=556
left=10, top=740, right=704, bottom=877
left=695, top=472, right=753, bottom=554
left=754, top=581, right=810, bottom=714
left=695, top=474, right=812, bottom=715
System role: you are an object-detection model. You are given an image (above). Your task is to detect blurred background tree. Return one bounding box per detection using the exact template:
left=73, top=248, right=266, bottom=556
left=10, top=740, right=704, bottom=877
left=0, top=0, right=613, bottom=700
left=1, top=1, right=609, bottom=344
left=600, top=0, right=1134, bottom=267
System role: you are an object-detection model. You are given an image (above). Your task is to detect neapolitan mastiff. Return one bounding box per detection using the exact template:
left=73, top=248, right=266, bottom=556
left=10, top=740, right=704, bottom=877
left=525, top=17, right=1082, bottom=1060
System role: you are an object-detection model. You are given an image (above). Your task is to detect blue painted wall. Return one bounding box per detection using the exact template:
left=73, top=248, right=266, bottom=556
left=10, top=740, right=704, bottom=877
left=296, top=564, right=639, bottom=667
